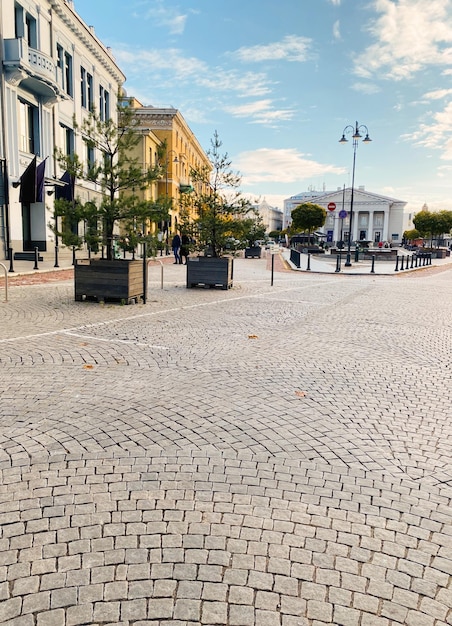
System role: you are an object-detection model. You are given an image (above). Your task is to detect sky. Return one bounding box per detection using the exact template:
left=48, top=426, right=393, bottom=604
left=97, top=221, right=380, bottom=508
left=72, top=0, right=452, bottom=214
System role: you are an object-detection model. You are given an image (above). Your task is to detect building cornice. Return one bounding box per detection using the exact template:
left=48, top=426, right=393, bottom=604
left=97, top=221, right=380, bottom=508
left=49, top=0, right=125, bottom=85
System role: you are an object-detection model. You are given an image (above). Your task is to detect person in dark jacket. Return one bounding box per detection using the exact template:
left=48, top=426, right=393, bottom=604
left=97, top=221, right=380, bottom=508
left=180, top=233, right=190, bottom=264
left=171, top=233, right=181, bottom=264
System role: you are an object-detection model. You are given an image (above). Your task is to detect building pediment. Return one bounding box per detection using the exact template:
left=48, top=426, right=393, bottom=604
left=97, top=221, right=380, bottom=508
left=317, top=188, right=406, bottom=208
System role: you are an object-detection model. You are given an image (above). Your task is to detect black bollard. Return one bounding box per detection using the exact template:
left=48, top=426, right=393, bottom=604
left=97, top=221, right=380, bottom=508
left=72, top=246, right=76, bottom=266
left=401, top=256, right=405, bottom=270
left=410, top=255, right=414, bottom=269
left=8, top=247, right=14, bottom=273
left=335, top=254, right=341, bottom=273
left=33, top=247, right=39, bottom=270
left=306, top=253, right=311, bottom=271
left=354, top=247, right=359, bottom=262
left=370, top=255, right=375, bottom=274
left=395, top=256, right=399, bottom=272
left=54, top=244, right=59, bottom=268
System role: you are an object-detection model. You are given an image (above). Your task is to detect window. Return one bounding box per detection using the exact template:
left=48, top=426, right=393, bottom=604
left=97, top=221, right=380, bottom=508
left=87, top=73, right=93, bottom=110
left=80, top=67, right=93, bottom=109
left=99, top=86, right=110, bottom=121
left=19, top=99, right=39, bottom=154
left=60, top=124, right=74, bottom=156
left=373, top=212, right=384, bottom=228
left=57, top=44, right=73, bottom=97
left=25, top=13, right=37, bottom=48
left=15, top=4, right=37, bottom=47
left=80, top=67, right=86, bottom=108
left=86, top=144, right=95, bottom=173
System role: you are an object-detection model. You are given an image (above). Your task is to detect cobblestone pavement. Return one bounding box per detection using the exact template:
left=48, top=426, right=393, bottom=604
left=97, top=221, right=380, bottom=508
left=0, top=258, right=451, bottom=625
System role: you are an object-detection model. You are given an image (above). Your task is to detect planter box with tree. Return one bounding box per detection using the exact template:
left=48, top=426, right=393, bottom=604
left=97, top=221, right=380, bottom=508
left=54, top=100, right=170, bottom=303
left=181, top=131, right=252, bottom=289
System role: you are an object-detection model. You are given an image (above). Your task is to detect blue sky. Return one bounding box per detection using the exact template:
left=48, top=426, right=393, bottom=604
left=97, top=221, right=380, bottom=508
left=73, top=0, right=452, bottom=214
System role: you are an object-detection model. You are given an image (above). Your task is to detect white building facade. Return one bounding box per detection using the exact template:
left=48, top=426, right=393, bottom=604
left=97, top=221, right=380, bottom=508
left=0, top=0, right=125, bottom=260
left=284, top=187, right=407, bottom=245
left=254, top=199, right=283, bottom=234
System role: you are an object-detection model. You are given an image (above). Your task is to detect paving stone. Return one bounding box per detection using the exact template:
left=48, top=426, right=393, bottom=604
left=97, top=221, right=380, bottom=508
left=1, top=262, right=452, bottom=626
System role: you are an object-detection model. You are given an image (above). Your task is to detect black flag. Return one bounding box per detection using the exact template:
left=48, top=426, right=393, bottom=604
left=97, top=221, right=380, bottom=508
left=19, top=156, right=37, bottom=203
left=36, top=158, right=47, bottom=202
left=55, top=170, right=75, bottom=202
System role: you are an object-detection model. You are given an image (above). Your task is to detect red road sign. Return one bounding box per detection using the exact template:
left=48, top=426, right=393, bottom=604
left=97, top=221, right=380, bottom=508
left=327, top=202, right=336, bottom=211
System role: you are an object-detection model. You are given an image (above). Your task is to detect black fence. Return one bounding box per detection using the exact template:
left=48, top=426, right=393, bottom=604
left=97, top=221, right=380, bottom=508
left=395, top=253, right=432, bottom=272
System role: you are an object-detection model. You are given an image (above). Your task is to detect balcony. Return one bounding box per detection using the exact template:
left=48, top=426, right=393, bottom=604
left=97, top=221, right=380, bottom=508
left=3, top=38, right=63, bottom=104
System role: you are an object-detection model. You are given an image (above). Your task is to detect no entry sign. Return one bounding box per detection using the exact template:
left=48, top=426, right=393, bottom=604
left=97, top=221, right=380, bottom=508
left=327, top=202, right=336, bottom=211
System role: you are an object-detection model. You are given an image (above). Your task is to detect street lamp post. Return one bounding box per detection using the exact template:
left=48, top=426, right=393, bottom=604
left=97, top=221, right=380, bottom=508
left=339, top=121, right=372, bottom=266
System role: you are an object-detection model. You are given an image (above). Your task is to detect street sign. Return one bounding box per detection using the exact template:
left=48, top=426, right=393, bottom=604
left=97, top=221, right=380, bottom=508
left=327, top=202, right=336, bottom=211
left=339, top=210, right=348, bottom=219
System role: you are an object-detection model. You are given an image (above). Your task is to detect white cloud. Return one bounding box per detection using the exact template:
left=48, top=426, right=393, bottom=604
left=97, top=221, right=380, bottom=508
left=197, top=70, right=272, bottom=98
left=142, top=0, right=188, bottom=35
left=402, top=101, right=452, bottom=161
left=115, top=47, right=272, bottom=99
left=329, top=0, right=341, bottom=5
left=224, top=100, right=295, bottom=126
left=333, top=20, right=341, bottom=40
left=354, top=0, right=452, bottom=80
left=351, top=82, right=380, bottom=94
left=423, top=88, right=452, bottom=100
left=235, top=148, right=346, bottom=185
left=231, top=35, right=312, bottom=63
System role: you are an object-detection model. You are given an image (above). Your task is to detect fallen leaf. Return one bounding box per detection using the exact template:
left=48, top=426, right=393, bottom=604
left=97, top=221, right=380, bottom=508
left=248, top=334, right=259, bottom=339
left=295, top=390, right=307, bottom=397
left=83, top=364, right=94, bottom=370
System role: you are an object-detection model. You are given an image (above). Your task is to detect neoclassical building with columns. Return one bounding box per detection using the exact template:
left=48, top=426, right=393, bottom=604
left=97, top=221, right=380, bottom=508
left=284, top=187, right=407, bottom=245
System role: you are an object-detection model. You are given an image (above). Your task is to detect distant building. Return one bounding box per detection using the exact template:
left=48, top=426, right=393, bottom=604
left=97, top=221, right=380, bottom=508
left=284, top=187, right=407, bottom=245
left=121, top=97, right=211, bottom=240
left=252, top=199, right=283, bottom=234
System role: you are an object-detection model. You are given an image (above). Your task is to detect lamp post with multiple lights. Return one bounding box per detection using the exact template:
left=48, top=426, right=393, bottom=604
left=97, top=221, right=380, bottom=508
left=339, top=121, right=372, bottom=266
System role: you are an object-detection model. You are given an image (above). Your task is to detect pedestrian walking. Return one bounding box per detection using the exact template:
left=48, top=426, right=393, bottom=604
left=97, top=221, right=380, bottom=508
left=171, top=233, right=181, bottom=264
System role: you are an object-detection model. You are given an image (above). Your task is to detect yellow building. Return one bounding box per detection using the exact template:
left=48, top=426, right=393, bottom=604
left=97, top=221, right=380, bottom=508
left=123, top=96, right=210, bottom=244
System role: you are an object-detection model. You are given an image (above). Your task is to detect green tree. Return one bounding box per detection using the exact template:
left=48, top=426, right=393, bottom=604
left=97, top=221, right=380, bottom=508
left=182, top=131, right=251, bottom=257
left=239, top=210, right=267, bottom=247
left=436, top=210, right=452, bottom=244
left=403, top=228, right=421, bottom=242
left=413, top=209, right=452, bottom=247
left=55, top=101, right=166, bottom=260
left=291, top=203, right=326, bottom=235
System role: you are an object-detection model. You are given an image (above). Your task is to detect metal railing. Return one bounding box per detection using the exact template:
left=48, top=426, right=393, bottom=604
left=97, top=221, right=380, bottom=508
left=395, top=253, right=431, bottom=272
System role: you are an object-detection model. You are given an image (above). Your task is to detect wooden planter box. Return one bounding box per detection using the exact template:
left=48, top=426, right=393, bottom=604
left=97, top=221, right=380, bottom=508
left=186, top=256, right=233, bottom=289
left=244, top=246, right=262, bottom=258
left=75, top=259, right=144, bottom=303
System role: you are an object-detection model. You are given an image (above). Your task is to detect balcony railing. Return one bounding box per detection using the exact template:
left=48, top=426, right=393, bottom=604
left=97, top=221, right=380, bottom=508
left=3, top=38, right=60, bottom=98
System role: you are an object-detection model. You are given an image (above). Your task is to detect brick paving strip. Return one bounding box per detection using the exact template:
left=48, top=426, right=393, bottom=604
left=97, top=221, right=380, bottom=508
left=0, top=259, right=451, bottom=625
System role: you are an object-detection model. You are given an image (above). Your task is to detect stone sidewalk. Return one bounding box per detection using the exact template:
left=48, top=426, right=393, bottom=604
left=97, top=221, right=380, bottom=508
left=0, top=258, right=451, bottom=625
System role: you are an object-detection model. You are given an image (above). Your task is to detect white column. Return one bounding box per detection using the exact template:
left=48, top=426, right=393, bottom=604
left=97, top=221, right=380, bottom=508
left=334, top=214, right=340, bottom=243
left=382, top=207, right=390, bottom=241
left=368, top=211, right=374, bottom=242
left=353, top=211, right=359, bottom=242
